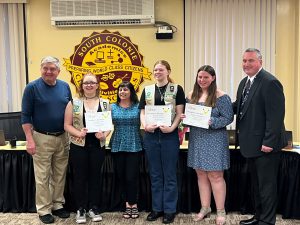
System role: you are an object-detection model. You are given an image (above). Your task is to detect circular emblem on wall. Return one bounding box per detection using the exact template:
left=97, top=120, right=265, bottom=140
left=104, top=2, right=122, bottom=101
left=64, top=30, right=151, bottom=102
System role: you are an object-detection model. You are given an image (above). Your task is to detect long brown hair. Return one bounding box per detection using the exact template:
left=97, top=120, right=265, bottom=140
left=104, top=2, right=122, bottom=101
left=153, top=60, right=174, bottom=83
left=190, top=65, right=217, bottom=107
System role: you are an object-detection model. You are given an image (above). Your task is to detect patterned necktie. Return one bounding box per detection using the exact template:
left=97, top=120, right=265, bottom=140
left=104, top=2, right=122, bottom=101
left=241, top=79, right=251, bottom=107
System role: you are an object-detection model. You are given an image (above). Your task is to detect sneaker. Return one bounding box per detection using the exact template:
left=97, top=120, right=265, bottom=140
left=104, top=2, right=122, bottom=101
left=39, top=214, right=54, bottom=224
left=76, top=208, right=87, bottom=224
left=52, top=208, right=70, bottom=218
left=87, top=208, right=103, bottom=222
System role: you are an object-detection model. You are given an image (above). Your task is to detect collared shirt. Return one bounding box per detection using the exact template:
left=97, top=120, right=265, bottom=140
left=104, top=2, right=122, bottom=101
left=246, top=66, right=262, bottom=84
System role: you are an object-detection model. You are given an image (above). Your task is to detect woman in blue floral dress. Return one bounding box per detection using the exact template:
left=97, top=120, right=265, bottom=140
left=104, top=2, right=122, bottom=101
left=110, top=81, right=142, bottom=219
left=182, top=65, right=233, bottom=225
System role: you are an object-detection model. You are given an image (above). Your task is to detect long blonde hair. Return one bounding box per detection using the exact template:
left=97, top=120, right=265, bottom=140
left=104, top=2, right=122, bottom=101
left=190, top=65, right=217, bottom=107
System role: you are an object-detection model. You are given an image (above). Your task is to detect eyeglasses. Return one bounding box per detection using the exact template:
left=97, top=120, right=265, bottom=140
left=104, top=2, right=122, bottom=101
left=42, top=67, right=58, bottom=73
left=82, top=81, right=98, bottom=86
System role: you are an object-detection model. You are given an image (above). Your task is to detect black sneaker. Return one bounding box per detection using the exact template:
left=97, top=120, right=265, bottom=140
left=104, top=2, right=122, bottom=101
left=52, top=208, right=70, bottom=218
left=39, top=214, right=54, bottom=224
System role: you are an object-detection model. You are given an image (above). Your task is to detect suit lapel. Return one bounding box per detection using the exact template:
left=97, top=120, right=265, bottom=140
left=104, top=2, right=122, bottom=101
left=236, top=77, right=248, bottom=117
left=240, top=70, right=263, bottom=117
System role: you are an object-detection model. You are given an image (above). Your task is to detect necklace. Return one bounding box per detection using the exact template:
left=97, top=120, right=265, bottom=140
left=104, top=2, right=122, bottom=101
left=157, top=83, right=168, bottom=101
left=84, top=95, right=97, bottom=100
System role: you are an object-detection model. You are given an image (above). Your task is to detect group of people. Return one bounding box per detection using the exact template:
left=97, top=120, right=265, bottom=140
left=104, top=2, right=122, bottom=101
left=21, top=48, right=286, bottom=225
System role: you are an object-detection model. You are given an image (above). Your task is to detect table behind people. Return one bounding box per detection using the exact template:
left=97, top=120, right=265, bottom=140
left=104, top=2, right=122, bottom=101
left=1, top=141, right=300, bottom=219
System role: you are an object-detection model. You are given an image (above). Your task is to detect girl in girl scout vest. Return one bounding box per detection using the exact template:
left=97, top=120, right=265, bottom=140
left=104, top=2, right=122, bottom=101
left=139, top=60, right=185, bottom=224
left=64, top=72, right=110, bottom=224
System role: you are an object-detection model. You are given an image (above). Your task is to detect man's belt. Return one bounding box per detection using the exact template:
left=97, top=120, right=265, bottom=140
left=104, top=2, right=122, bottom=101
left=35, top=129, right=65, bottom=137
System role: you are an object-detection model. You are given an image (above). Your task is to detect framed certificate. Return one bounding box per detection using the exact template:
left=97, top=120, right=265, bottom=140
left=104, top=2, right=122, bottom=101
left=183, top=103, right=212, bottom=129
left=145, top=105, right=172, bottom=126
left=84, top=111, right=112, bottom=132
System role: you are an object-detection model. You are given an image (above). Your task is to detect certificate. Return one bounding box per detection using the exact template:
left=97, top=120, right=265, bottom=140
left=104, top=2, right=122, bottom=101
left=183, top=103, right=212, bottom=129
left=84, top=111, right=112, bottom=132
left=145, top=105, right=172, bottom=126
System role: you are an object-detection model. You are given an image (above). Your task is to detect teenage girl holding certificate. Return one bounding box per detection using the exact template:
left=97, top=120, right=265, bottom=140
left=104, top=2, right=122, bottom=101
left=181, top=65, right=233, bottom=225
left=64, top=72, right=111, bottom=224
left=139, top=60, right=185, bottom=224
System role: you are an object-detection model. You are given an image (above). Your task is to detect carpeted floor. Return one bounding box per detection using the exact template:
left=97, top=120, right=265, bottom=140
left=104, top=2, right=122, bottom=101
left=0, top=212, right=299, bottom=225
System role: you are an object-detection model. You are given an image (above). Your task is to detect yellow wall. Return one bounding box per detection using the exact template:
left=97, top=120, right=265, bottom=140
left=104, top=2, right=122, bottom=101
left=26, top=0, right=184, bottom=95
left=276, top=0, right=300, bottom=141
left=26, top=0, right=300, bottom=141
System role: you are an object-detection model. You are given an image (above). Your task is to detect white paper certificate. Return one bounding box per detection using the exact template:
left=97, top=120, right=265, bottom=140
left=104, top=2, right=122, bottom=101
left=84, top=111, right=112, bottom=132
left=183, top=103, right=212, bottom=129
left=145, top=105, right=172, bottom=126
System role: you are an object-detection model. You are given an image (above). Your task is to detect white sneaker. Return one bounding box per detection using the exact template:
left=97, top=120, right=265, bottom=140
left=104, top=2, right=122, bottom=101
left=87, top=208, right=103, bottom=222
left=76, top=208, right=87, bottom=224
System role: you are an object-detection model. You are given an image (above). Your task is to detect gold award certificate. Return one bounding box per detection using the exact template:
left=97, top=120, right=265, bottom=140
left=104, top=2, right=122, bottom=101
left=183, top=103, right=212, bottom=129
left=145, top=105, right=172, bottom=126
left=84, top=111, right=113, bottom=132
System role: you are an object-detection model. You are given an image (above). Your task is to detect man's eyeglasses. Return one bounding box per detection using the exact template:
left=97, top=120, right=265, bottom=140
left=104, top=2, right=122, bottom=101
left=82, top=81, right=98, bottom=86
left=42, top=67, right=58, bottom=73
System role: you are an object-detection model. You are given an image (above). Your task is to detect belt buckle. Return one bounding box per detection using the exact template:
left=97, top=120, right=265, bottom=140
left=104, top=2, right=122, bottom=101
left=54, top=131, right=63, bottom=136
left=47, top=131, right=63, bottom=136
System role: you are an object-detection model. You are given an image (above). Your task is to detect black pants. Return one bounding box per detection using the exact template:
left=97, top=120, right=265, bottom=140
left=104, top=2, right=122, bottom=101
left=248, top=151, right=281, bottom=225
left=69, top=143, right=105, bottom=210
left=112, top=151, right=141, bottom=206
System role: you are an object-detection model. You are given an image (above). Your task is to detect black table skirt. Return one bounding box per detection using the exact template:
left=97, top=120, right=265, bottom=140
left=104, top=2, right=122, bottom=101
left=1, top=150, right=300, bottom=219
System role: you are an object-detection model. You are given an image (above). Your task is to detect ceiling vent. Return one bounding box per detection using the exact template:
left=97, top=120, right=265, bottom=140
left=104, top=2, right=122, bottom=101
left=50, top=0, right=155, bottom=27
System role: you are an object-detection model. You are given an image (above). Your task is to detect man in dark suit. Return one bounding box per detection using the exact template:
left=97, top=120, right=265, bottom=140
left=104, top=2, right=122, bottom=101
left=233, top=48, right=287, bottom=225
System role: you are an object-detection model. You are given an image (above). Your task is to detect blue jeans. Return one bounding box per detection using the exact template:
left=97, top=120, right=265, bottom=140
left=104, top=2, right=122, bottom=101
left=143, top=128, right=179, bottom=213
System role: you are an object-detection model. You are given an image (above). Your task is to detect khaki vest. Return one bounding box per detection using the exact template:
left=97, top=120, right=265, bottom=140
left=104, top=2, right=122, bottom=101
left=70, top=97, right=110, bottom=147
left=145, top=83, right=178, bottom=122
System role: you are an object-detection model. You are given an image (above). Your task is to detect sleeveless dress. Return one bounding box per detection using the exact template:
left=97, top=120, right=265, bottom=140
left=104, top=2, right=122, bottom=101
left=187, top=95, right=234, bottom=171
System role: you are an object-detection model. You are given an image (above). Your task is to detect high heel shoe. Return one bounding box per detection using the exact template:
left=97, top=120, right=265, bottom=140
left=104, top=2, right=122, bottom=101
left=193, top=207, right=211, bottom=222
left=216, top=209, right=226, bottom=225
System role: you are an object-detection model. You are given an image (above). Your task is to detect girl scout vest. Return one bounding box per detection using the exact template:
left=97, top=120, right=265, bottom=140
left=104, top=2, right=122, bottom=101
left=145, top=83, right=178, bottom=122
left=70, top=97, right=110, bottom=147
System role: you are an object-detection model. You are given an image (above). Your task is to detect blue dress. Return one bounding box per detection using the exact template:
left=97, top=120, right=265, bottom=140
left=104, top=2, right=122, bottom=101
left=187, top=95, right=234, bottom=170
left=110, top=103, right=142, bottom=152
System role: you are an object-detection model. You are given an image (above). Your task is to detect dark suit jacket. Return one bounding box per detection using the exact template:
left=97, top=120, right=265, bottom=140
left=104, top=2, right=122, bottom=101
left=233, top=69, right=287, bottom=158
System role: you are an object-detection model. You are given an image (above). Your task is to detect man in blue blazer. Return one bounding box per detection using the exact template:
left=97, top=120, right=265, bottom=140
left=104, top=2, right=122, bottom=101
left=233, top=48, right=287, bottom=225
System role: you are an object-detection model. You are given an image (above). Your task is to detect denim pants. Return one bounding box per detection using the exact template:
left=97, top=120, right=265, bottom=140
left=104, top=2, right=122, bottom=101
left=143, top=128, right=179, bottom=213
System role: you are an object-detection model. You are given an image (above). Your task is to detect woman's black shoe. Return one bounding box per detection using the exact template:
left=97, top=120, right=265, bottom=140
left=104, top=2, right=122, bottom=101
left=163, top=213, right=175, bottom=224
left=146, top=211, right=164, bottom=221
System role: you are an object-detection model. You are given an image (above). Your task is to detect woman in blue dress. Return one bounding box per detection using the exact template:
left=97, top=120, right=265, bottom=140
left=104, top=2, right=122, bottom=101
left=110, top=81, right=142, bottom=219
left=182, top=65, right=233, bottom=225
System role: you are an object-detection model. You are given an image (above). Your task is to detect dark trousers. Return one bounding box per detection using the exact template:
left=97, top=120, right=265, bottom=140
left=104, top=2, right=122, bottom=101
left=69, top=143, right=105, bottom=210
left=112, top=151, right=141, bottom=205
left=248, top=151, right=281, bottom=225
left=143, top=129, right=179, bottom=214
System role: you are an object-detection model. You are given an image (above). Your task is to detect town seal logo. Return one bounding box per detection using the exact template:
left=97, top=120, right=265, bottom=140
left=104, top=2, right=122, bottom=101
left=64, top=30, right=151, bottom=102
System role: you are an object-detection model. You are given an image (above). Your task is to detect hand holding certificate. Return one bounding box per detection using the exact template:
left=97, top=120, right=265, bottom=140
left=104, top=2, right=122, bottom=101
left=183, top=103, right=212, bottom=129
left=145, top=105, right=172, bottom=126
left=85, top=111, right=113, bottom=132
